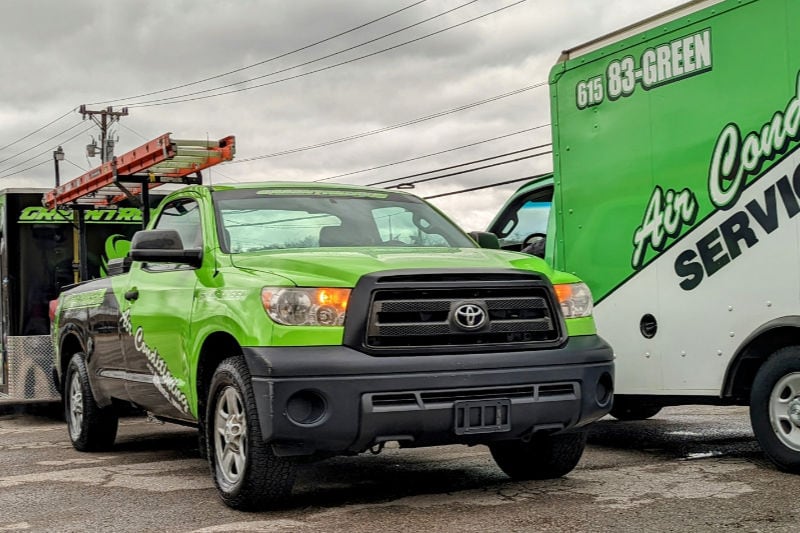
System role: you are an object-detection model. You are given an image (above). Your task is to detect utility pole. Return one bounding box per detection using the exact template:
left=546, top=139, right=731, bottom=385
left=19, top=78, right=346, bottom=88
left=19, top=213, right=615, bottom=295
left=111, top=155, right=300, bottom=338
left=79, top=105, right=129, bottom=162
left=75, top=106, right=128, bottom=282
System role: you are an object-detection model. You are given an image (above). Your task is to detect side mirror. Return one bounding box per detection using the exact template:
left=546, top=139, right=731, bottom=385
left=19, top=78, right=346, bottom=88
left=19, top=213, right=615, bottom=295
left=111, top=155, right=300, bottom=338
left=129, top=229, right=202, bottom=267
left=468, top=231, right=500, bottom=249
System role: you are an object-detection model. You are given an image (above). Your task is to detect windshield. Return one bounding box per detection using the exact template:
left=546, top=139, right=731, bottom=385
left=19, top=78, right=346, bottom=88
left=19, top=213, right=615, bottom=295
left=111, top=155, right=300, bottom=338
left=213, top=188, right=475, bottom=253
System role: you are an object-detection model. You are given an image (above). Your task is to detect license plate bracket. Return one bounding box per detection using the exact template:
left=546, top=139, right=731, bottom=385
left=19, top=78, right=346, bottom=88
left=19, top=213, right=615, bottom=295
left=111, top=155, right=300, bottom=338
left=454, top=399, right=511, bottom=435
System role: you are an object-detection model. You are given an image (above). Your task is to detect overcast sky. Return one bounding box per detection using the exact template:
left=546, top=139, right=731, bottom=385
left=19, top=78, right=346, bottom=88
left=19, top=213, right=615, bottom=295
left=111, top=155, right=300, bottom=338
left=0, top=0, right=686, bottom=229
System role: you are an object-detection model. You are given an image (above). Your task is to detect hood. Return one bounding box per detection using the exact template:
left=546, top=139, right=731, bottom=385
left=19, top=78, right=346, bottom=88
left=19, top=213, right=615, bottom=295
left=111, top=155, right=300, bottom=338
left=229, top=247, right=553, bottom=287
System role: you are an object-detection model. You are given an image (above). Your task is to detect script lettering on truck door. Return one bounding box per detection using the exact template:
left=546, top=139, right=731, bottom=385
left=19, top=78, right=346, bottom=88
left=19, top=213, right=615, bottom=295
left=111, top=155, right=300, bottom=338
left=119, top=197, right=199, bottom=417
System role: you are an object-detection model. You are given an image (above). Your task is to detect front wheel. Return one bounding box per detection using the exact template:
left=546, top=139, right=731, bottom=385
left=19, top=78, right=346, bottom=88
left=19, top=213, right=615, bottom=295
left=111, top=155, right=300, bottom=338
left=489, top=430, right=587, bottom=480
left=750, top=346, right=800, bottom=473
left=64, top=353, right=118, bottom=451
left=207, top=356, right=296, bottom=510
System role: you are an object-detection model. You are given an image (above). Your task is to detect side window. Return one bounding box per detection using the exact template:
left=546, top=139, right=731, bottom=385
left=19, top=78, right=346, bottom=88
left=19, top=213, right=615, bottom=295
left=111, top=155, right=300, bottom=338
left=154, top=198, right=202, bottom=249
left=500, top=201, right=551, bottom=246
left=145, top=198, right=202, bottom=272
left=493, top=186, right=554, bottom=248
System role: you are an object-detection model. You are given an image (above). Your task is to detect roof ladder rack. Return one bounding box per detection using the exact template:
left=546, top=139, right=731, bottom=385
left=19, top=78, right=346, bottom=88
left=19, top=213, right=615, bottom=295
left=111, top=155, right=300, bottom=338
left=43, top=133, right=235, bottom=209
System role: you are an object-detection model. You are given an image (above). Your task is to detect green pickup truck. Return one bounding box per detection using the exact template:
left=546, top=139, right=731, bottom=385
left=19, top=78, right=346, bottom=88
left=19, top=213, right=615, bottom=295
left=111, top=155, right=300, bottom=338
left=52, top=182, right=613, bottom=510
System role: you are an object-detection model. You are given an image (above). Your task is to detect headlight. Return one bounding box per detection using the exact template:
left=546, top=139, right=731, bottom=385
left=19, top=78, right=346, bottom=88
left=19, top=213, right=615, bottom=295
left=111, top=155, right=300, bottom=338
left=553, top=282, right=593, bottom=318
left=261, top=287, right=350, bottom=326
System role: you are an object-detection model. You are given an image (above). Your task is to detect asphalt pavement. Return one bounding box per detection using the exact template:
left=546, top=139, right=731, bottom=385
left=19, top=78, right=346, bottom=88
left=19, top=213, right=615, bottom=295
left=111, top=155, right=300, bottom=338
left=0, top=405, right=798, bottom=532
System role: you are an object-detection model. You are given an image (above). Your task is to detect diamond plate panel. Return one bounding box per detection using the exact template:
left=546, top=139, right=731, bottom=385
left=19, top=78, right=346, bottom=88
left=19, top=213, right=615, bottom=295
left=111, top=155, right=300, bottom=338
left=6, top=335, right=59, bottom=400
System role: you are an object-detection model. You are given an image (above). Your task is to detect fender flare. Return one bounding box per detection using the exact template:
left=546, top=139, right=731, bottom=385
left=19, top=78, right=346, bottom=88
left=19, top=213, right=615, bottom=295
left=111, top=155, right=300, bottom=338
left=722, top=315, right=800, bottom=398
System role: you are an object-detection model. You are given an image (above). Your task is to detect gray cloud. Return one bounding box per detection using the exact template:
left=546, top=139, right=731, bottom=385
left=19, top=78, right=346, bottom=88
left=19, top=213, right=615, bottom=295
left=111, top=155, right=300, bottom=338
left=0, top=0, right=684, bottom=228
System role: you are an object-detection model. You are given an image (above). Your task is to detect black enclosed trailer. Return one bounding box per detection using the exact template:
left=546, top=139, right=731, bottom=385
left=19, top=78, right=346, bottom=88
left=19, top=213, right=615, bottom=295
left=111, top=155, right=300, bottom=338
left=0, top=188, right=146, bottom=401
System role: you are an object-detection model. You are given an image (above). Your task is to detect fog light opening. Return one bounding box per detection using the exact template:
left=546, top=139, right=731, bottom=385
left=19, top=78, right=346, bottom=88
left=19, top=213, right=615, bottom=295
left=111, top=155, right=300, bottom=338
left=285, top=390, right=328, bottom=426
left=596, top=372, right=613, bottom=407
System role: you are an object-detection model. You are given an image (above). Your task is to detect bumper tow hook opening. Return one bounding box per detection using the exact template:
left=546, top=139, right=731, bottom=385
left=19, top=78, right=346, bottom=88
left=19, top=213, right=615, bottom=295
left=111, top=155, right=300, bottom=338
left=369, top=442, right=385, bottom=455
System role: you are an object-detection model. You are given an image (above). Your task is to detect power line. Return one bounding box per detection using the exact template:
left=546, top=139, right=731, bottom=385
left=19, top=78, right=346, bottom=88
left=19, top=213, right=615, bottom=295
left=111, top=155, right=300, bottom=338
left=387, top=148, right=551, bottom=189
left=208, top=168, right=240, bottom=184
left=231, top=82, right=546, bottom=163
left=373, top=144, right=550, bottom=187
left=0, top=120, right=85, bottom=168
left=127, top=1, right=528, bottom=108
left=0, top=120, right=83, bottom=169
left=0, top=107, right=77, bottom=153
left=314, top=126, right=550, bottom=183
left=0, top=158, right=51, bottom=180
left=123, top=1, right=475, bottom=107
left=117, top=122, right=149, bottom=141
left=423, top=173, right=549, bottom=200
left=0, top=4, right=533, bottom=176
left=89, top=1, right=429, bottom=106
left=223, top=127, right=550, bottom=186
left=0, top=124, right=96, bottom=179
left=64, top=158, right=87, bottom=172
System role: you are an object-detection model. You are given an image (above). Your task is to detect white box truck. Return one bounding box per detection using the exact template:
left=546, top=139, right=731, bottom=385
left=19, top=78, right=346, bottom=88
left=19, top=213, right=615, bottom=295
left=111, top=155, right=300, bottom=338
left=488, top=0, right=800, bottom=471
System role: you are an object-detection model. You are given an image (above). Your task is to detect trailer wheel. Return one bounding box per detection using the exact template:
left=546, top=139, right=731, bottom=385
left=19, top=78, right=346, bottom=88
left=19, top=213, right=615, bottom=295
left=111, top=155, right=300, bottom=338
left=750, top=346, right=800, bottom=473
left=64, top=353, right=118, bottom=451
left=609, top=398, right=662, bottom=420
left=489, top=430, right=587, bottom=480
left=207, top=356, right=296, bottom=510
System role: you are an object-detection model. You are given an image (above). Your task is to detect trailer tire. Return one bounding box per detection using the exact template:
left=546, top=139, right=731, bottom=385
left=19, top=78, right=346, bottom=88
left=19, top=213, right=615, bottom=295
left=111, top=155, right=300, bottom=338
left=64, top=353, right=118, bottom=452
left=489, top=430, right=587, bottom=480
left=207, top=356, right=296, bottom=510
left=610, top=398, right=662, bottom=421
left=750, top=346, right=800, bottom=473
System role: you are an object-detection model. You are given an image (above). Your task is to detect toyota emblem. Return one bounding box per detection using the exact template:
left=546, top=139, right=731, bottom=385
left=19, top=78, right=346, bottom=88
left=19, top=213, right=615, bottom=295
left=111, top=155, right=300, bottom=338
left=453, top=303, right=487, bottom=330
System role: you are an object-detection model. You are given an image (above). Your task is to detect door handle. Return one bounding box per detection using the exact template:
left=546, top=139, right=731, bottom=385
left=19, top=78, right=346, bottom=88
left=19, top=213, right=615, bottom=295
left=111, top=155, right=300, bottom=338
left=124, top=288, right=139, bottom=301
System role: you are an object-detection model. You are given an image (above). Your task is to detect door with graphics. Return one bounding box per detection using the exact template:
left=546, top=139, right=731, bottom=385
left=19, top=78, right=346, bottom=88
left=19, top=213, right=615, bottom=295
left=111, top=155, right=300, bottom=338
left=120, top=196, right=201, bottom=420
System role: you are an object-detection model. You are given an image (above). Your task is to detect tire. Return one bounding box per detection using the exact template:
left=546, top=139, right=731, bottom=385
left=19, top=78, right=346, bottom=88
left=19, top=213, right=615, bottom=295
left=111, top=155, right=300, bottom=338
left=489, top=430, right=587, bottom=480
left=197, top=420, right=208, bottom=460
left=609, top=398, right=662, bottom=421
left=64, top=353, right=119, bottom=452
left=206, top=356, right=296, bottom=510
left=750, top=346, right=800, bottom=473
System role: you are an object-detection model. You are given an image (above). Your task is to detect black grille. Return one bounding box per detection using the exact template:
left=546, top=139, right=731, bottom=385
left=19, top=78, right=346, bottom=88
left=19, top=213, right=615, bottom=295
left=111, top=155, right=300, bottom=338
left=539, top=384, right=577, bottom=397
left=369, top=383, right=577, bottom=411
left=371, top=393, right=418, bottom=408
left=421, top=385, right=535, bottom=404
left=366, top=286, right=560, bottom=350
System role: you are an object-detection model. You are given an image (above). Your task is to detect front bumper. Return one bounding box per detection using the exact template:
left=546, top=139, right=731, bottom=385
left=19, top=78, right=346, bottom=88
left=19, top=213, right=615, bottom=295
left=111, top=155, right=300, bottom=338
left=244, top=335, right=613, bottom=456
